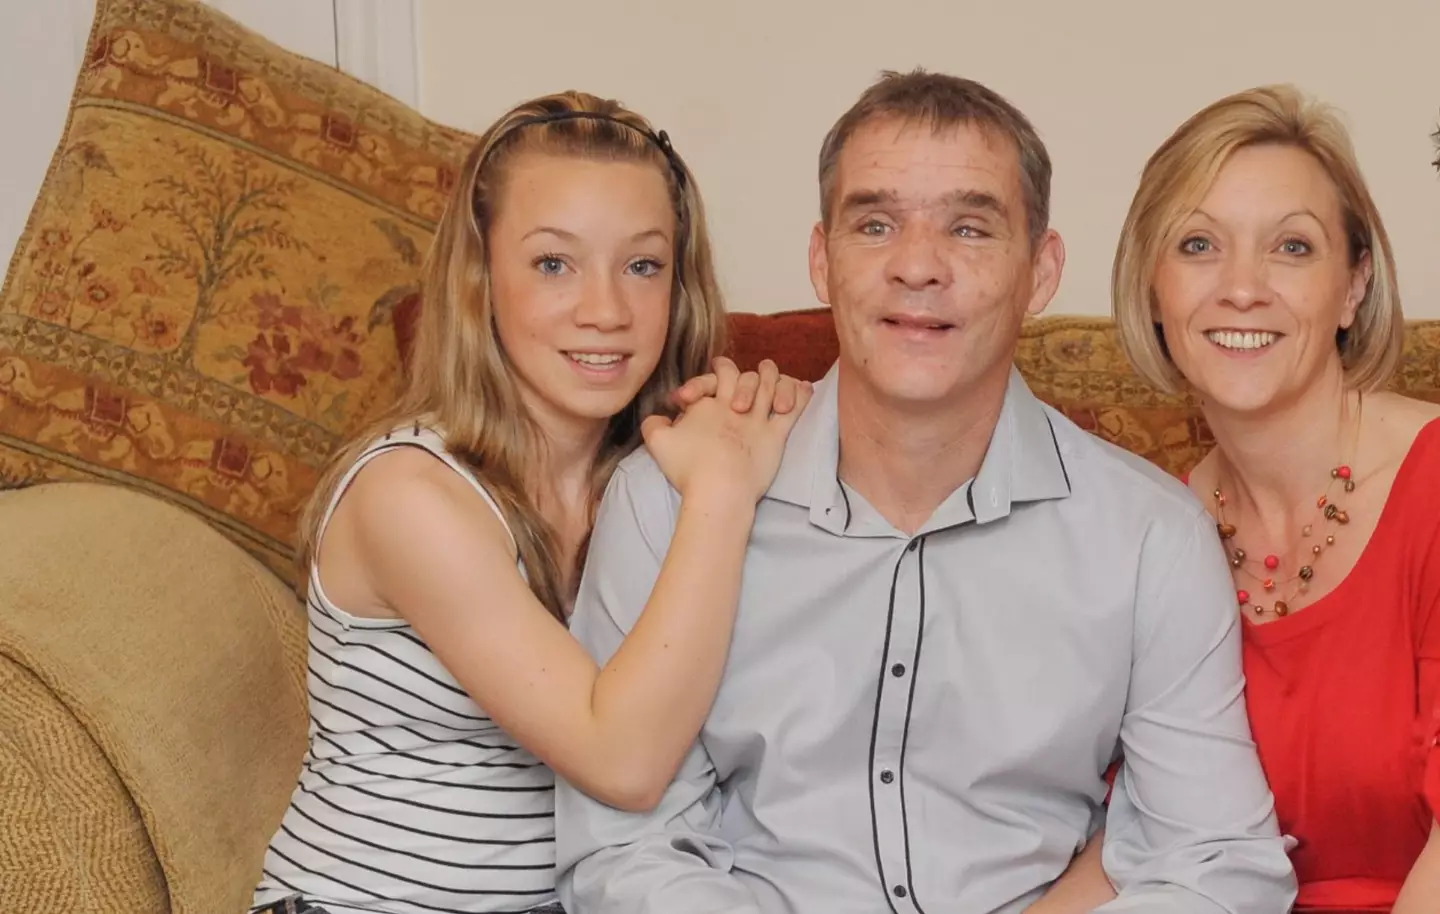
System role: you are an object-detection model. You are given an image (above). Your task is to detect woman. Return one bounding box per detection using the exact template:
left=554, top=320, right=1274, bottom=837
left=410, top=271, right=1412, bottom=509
left=1034, top=85, right=1440, bottom=913
left=249, top=91, right=811, bottom=914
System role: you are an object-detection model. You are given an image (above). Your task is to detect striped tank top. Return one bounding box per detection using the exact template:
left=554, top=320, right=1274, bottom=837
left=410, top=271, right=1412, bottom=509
left=252, top=424, right=558, bottom=914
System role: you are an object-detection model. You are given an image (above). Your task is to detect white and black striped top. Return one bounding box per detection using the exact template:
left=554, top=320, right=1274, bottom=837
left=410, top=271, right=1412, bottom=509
left=252, top=425, right=558, bottom=914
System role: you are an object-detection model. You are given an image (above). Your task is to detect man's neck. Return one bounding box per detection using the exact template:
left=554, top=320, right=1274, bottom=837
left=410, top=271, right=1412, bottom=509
left=836, top=365, right=1009, bottom=535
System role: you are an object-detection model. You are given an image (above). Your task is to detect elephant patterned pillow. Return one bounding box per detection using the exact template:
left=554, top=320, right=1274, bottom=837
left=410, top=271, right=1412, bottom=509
left=0, top=0, right=474, bottom=583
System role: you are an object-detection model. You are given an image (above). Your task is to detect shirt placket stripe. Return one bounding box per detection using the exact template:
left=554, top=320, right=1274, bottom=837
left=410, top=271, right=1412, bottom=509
left=869, top=536, right=927, bottom=913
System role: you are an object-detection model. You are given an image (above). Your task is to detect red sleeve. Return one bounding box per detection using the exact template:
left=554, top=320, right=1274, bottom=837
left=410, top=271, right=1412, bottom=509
left=1413, top=436, right=1440, bottom=817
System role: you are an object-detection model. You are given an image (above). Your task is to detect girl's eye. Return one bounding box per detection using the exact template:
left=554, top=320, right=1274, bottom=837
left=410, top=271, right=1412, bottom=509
left=628, top=258, right=664, bottom=277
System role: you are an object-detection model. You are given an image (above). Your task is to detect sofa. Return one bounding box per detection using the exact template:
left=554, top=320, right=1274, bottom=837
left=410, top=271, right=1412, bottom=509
left=2, top=2, right=1438, bottom=912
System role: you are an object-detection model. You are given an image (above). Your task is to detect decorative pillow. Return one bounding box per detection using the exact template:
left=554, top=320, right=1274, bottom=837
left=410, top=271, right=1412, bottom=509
left=0, top=0, right=476, bottom=584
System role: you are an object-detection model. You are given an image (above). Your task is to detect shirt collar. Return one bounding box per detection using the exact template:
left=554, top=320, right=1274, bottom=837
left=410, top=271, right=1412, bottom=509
left=764, top=362, right=1072, bottom=534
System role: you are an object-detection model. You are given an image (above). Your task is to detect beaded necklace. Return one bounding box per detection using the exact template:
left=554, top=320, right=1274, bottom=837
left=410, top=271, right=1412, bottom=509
left=1212, top=393, right=1362, bottom=618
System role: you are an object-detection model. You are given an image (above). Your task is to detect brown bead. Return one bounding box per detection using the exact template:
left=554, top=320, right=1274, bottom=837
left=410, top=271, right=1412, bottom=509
left=1312, top=544, right=1322, bottom=555
left=1231, top=557, right=1242, bottom=568
left=1335, top=510, right=1349, bottom=524
left=1274, top=601, right=1290, bottom=617
left=1217, top=523, right=1236, bottom=539
left=1344, top=479, right=1356, bottom=493
left=1324, top=504, right=1339, bottom=519
left=1299, top=565, right=1313, bottom=581
left=1234, top=548, right=1246, bottom=561
left=1326, top=535, right=1335, bottom=545
left=1301, top=525, right=1312, bottom=537
left=1213, top=488, right=1222, bottom=500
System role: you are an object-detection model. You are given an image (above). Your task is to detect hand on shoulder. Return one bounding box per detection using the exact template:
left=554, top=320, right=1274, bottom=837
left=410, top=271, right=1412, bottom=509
left=645, top=357, right=814, bottom=503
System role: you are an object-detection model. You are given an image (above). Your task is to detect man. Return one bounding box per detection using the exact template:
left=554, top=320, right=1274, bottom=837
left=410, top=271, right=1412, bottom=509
left=554, top=69, right=1297, bottom=914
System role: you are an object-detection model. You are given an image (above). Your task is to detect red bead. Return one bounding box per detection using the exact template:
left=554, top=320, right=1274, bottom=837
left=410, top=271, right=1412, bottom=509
left=1237, top=590, right=1250, bottom=605
left=1264, top=554, right=1280, bottom=570
left=1337, top=465, right=1351, bottom=480
left=1263, top=578, right=1274, bottom=590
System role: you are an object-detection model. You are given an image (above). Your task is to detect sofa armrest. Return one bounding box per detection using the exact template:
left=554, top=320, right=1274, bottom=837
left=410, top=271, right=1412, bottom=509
left=0, top=481, right=308, bottom=914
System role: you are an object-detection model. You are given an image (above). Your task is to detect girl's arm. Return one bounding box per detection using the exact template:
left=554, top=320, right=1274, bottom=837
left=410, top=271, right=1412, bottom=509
left=327, top=360, right=808, bottom=811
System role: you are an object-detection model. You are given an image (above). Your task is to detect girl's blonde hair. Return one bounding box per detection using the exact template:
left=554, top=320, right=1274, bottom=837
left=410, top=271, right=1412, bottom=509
left=296, top=91, right=727, bottom=621
left=1112, top=84, right=1403, bottom=394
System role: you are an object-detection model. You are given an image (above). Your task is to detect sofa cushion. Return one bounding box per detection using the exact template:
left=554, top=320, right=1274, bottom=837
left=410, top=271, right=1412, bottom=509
left=0, top=0, right=473, bottom=584
left=0, top=481, right=308, bottom=914
left=0, top=656, right=166, bottom=914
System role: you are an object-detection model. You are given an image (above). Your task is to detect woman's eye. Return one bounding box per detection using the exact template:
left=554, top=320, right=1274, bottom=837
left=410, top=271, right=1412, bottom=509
left=1179, top=236, right=1212, bottom=255
left=536, top=256, right=566, bottom=275
left=628, top=258, right=664, bottom=277
left=1280, top=238, right=1312, bottom=256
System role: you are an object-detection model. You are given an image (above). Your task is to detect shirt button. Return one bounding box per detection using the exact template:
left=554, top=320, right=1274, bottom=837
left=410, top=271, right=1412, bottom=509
left=891, top=663, right=906, bottom=677
left=880, top=769, right=894, bottom=784
left=893, top=885, right=908, bottom=898
left=907, top=540, right=919, bottom=552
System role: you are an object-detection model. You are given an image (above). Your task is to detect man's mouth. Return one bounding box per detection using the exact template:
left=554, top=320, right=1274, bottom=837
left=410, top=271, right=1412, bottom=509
left=883, top=315, right=956, bottom=332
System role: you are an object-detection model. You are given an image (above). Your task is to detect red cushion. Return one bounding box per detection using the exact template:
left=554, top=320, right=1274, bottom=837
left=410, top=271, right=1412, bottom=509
left=393, top=297, right=838, bottom=384
left=723, top=308, right=837, bottom=382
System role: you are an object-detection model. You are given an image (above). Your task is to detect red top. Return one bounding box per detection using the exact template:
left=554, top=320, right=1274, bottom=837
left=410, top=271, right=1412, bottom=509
left=1236, top=418, right=1440, bottom=911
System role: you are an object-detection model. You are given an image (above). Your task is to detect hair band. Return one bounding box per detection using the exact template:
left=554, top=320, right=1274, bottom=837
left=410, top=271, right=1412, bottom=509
left=480, top=110, right=688, bottom=191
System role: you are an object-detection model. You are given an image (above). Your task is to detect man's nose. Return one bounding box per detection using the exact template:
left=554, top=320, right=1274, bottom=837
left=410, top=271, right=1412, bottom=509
left=887, top=227, right=953, bottom=290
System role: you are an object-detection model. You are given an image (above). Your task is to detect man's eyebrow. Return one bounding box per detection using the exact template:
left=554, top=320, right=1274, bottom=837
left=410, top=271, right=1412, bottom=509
left=837, top=188, right=899, bottom=212
left=837, top=188, right=1008, bottom=217
left=941, top=189, right=1007, bottom=217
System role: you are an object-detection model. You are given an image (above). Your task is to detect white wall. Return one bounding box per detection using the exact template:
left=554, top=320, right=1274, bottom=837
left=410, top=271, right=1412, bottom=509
left=414, top=0, right=1440, bottom=318
left=6, top=2, right=1438, bottom=319
left=0, top=0, right=419, bottom=265
left=0, top=0, right=96, bottom=268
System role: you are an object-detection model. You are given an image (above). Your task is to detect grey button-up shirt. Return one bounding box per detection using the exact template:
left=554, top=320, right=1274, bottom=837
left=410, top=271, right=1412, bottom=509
left=555, top=365, right=1297, bottom=914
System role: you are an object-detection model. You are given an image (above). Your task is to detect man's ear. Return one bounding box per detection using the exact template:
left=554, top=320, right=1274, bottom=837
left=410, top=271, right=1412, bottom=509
left=1025, top=228, right=1066, bottom=317
left=808, top=221, right=831, bottom=306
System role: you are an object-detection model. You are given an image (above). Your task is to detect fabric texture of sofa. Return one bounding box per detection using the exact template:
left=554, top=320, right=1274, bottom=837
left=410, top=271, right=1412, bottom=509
left=2, top=1, right=1439, bottom=912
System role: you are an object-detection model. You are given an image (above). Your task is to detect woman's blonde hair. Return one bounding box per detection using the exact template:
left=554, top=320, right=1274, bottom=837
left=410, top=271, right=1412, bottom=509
left=295, top=91, right=727, bottom=621
left=1112, top=84, right=1403, bottom=395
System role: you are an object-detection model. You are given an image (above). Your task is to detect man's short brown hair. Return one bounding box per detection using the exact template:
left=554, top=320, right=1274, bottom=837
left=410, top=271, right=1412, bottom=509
left=817, top=68, right=1052, bottom=245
